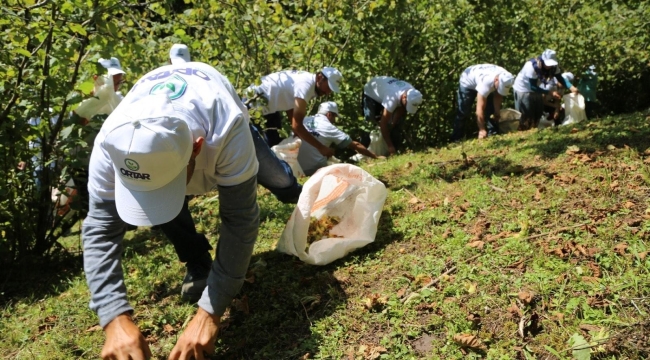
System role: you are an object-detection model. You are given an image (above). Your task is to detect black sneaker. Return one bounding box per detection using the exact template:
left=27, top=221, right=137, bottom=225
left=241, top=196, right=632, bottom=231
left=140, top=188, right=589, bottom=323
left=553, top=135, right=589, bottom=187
left=181, top=252, right=212, bottom=302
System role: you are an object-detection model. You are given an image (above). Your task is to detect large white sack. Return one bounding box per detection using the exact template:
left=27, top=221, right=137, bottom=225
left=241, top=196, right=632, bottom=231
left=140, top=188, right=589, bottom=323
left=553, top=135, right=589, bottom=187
left=276, top=164, right=387, bottom=265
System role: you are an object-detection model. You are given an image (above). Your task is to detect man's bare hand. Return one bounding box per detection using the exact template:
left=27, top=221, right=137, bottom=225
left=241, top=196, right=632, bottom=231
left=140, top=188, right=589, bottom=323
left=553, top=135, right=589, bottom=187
left=551, top=91, right=562, bottom=100
left=387, top=145, right=396, bottom=156
left=318, top=146, right=335, bottom=158
left=102, top=313, right=151, bottom=360
left=169, top=308, right=220, bottom=360
left=478, top=129, right=488, bottom=139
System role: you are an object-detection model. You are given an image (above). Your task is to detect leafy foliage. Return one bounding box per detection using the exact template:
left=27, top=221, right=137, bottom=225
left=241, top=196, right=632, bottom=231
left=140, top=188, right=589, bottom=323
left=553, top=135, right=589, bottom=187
left=1, top=0, right=649, bottom=264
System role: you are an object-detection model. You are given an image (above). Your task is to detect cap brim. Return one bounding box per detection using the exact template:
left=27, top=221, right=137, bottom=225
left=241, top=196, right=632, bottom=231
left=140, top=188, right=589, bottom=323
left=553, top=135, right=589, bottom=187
left=107, top=68, right=126, bottom=76
left=406, top=103, right=419, bottom=114
left=115, top=167, right=186, bottom=226
left=328, top=79, right=340, bottom=93
left=544, top=59, right=558, bottom=66
left=498, top=86, right=511, bottom=96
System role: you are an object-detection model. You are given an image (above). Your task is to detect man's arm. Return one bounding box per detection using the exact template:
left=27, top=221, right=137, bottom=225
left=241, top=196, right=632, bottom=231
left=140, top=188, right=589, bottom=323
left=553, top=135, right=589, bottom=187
left=289, top=98, right=334, bottom=158
left=379, top=108, right=395, bottom=155
left=348, top=140, right=379, bottom=159
left=82, top=198, right=150, bottom=359
left=475, top=94, right=488, bottom=138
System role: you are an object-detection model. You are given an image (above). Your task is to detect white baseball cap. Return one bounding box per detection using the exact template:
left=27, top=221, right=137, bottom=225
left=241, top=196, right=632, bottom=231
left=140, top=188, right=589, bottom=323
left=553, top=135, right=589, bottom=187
left=102, top=95, right=193, bottom=226
left=170, top=44, right=191, bottom=64
left=405, top=89, right=423, bottom=114
left=321, top=67, right=342, bottom=93
left=318, top=101, right=339, bottom=115
left=98, top=57, right=126, bottom=76
left=497, top=72, right=515, bottom=96
left=540, top=49, right=559, bottom=66
left=562, top=72, right=574, bottom=83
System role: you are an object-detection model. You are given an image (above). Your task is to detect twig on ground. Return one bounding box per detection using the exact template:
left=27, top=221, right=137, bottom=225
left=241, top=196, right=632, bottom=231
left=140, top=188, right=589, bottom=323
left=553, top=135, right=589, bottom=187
left=488, top=184, right=507, bottom=193
left=630, top=300, right=645, bottom=315
left=521, top=222, right=591, bottom=242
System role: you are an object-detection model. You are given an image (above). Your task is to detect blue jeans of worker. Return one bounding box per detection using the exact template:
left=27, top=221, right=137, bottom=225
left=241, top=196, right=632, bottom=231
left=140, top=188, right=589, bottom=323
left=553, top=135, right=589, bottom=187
left=250, top=123, right=302, bottom=204
left=451, top=86, right=499, bottom=142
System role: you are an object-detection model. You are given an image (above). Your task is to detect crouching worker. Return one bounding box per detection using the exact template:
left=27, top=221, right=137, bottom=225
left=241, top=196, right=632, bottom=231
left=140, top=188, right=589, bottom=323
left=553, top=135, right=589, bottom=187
left=82, top=61, right=260, bottom=360
left=297, top=101, right=381, bottom=176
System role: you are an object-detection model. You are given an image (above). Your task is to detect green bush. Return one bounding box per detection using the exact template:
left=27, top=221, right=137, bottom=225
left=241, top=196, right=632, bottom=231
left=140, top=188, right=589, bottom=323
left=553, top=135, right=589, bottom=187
left=1, top=0, right=648, bottom=263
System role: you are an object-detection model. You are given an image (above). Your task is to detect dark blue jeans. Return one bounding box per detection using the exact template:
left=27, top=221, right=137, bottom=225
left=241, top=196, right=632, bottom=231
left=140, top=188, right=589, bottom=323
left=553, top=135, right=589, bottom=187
left=262, top=112, right=283, bottom=147
left=160, top=124, right=302, bottom=264
left=451, top=86, right=499, bottom=142
left=249, top=123, right=302, bottom=204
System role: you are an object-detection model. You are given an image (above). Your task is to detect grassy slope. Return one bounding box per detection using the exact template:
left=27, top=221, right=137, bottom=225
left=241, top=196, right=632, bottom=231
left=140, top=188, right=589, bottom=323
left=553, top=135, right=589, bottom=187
left=1, top=112, right=649, bottom=359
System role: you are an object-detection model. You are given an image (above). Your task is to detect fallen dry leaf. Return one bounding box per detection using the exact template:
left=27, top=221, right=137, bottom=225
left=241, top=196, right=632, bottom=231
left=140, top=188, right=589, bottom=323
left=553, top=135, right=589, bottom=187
left=453, top=333, right=487, bottom=351
left=396, top=287, right=407, bottom=298
left=364, top=293, right=387, bottom=310
left=86, top=324, right=103, bottom=332
left=613, top=242, right=629, bottom=255
left=623, top=201, right=635, bottom=209
left=408, top=197, right=420, bottom=204
left=571, top=128, right=579, bottom=133
left=609, top=180, right=620, bottom=190
left=442, top=228, right=451, bottom=239
left=582, top=276, right=600, bottom=283
left=163, top=323, right=175, bottom=334
left=637, top=252, right=648, bottom=260
left=579, top=324, right=602, bottom=332
left=508, top=303, right=523, bottom=317
left=467, top=240, right=485, bottom=249
left=232, top=295, right=250, bottom=314
left=518, top=291, right=534, bottom=305
left=587, top=262, right=602, bottom=277
left=566, top=145, right=581, bottom=154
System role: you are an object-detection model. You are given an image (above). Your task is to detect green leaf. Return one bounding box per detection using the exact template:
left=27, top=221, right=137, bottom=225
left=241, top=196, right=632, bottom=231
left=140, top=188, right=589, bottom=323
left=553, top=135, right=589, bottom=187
left=568, top=333, right=591, bottom=360
left=77, top=81, right=94, bottom=95
left=13, top=48, right=31, bottom=57
left=68, top=23, right=87, bottom=36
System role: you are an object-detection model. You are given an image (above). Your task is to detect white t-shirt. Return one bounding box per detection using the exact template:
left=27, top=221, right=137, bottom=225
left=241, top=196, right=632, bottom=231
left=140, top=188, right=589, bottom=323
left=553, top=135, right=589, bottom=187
left=297, top=114, right=352, bottom=175
left=513, top=60, right=561, bottom=93
left=88, top=62, right=258, bottom=201
left=459, top=64, right=506, bottom=97
left=256, top=70, right=318, bottom=115
left=363, top=76, right=414, bottom=113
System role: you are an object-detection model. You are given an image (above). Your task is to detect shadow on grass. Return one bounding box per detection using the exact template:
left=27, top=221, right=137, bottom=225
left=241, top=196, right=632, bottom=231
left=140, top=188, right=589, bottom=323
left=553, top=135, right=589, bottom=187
left=212, top=211, right=402, bottom=359
left=0, top=251, right=83, bottom=306
left=0, top=226, right=165, bottom=307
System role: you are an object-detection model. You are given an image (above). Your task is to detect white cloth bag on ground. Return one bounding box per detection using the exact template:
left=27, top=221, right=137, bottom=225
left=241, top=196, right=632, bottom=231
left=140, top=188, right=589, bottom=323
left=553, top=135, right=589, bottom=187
left=562, top=93, right=587, bottom=125
left=276, top=164, right=387, bottom=265
left=271, top=137, right=305, bottom=177
left=351, top=128, right=388, bottom=161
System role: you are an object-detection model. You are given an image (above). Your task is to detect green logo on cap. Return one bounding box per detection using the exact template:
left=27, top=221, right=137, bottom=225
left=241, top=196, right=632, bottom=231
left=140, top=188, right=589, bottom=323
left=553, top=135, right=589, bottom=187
left=125, top=159, right=139, bottom=171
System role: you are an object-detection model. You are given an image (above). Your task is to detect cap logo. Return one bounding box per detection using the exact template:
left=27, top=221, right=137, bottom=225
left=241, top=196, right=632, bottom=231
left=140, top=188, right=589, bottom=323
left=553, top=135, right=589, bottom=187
left=150, top=74, right=188, bottom=100
left=125, top=158, right=139, bottom=171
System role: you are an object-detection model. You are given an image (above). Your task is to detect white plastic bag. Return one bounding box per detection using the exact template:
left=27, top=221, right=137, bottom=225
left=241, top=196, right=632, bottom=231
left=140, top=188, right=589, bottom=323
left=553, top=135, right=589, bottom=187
left=538, top=113, right=555, bottom=129
left=368, top=128, right=389, bottom=157
left=561, top=93, right=587, bottom=125
left=276, top=164, right=388, bottom=265
left=271, top=137, right=305, bottom=178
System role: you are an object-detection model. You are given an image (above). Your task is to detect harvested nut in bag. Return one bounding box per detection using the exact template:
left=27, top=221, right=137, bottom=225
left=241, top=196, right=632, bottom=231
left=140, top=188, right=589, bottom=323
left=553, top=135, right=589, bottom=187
left=306, top=216, right=342, bottom=247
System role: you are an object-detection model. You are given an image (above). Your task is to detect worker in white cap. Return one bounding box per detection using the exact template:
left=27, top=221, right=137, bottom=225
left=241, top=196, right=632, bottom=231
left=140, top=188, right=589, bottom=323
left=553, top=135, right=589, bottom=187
left=297, top=101, right=381, bottom=175
left=451, top=64, right=515, bottom=141
left=362, top=76, right=423, bottom=155
left=245, top=67, right=343, bottom=151
left=512, top=49, right=579, bottom=130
